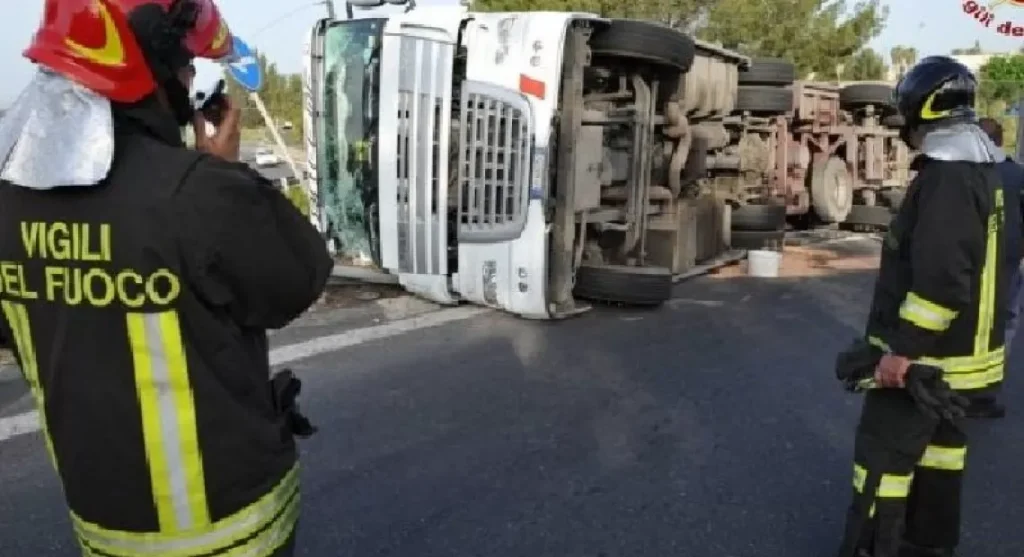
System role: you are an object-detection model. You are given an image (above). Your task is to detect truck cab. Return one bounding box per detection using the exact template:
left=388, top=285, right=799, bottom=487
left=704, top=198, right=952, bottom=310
left=303, top=3, right=751, bottom=318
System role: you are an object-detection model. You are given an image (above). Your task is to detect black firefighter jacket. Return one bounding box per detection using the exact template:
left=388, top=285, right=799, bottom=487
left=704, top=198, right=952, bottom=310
left=866, top=155, right=1006, bottom=392
left=0, top=104, right=332, bottom=556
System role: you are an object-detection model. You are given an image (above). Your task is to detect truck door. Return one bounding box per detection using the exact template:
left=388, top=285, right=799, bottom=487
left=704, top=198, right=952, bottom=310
left=301, top=21, right=326, bottom=240
left=303, top=17, right=386, bottom=266
left=376, top=17, right=460, bottom=303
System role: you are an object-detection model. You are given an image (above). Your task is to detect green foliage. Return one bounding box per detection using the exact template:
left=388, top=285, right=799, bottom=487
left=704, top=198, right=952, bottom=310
left=889, top=45, right=917, bottom=80
left=817, top=47, right=886, bottom=81
left=223, top=50, right=304, bottom=142
left=977, top=55, right=1024, bottom=115
left=470, top=0, right=887, bottom=78
left=951, top=40, right=983, bottom=56
left=845, top=48, right=887, bottom=80
left=701, top=0, right=887, bottom=78
left=284, top=185, right=311, bottom=216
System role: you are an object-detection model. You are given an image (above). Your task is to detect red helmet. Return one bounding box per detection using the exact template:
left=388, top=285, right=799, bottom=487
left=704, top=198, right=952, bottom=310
left=23, top=0, right=234, bottom=103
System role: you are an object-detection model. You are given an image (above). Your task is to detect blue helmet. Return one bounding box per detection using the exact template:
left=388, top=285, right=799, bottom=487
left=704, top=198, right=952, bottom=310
left=894, top=55, right=977, bottom=133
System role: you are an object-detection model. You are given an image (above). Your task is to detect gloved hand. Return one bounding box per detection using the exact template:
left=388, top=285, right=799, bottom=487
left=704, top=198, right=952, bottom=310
left=904, top=365, right=970, bottom=421
left=270, top=369, right=318, bottom=439
left=835, top=338, right=883, bottom=392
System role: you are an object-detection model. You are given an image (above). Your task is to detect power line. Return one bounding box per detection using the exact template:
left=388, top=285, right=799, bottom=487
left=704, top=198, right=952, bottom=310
left=250, top=1, right=324, bottom=38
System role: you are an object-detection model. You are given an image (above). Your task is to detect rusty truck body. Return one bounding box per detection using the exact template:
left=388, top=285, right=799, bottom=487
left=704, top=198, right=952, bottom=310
left=722, top=64, right=912, bottom=248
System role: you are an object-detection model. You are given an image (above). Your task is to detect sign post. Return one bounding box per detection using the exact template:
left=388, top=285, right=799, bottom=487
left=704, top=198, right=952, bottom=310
left=224, top=35, right=312, bottom=224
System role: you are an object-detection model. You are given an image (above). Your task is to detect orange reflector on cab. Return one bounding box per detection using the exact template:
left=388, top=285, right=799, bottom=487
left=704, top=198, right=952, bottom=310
left=519, top=74, right=546, bottom=100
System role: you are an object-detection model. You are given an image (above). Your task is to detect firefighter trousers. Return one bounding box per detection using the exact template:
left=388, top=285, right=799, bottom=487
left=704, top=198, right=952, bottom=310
left=837, top=389, right=967, bottom=557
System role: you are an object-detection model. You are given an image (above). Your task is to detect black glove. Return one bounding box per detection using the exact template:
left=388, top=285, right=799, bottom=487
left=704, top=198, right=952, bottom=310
left=270, top=369, right=318, bottom=439
left=835, top=338, right=882, bottom=392
left=904, top=365, right=970, bottom=421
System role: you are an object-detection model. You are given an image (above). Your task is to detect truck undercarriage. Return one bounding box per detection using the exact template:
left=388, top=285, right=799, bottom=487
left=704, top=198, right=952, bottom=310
left=304, top=9, right=912, bottom=318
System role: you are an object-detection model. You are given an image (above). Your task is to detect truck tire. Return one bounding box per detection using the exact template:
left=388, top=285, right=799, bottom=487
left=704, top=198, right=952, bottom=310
left=731, top=229, right=785, bottom=250
left=845, top=204, right=894, bottom=228
left=731, top=203, right=787, bottom=231
left=588, top=19, right=696, bottom=72
left=881, top=114, right=904, bottom=129
left=736, top=86, right=794, bottom=114
left=738, top=58, right=796, bottom=86
left=882, top=189, right=905, bottom=210
left=574, top=264, right=673, bottom=306
left=810, top=156, right=853, bottom=223
left=839, top=84, right=895, bottom=111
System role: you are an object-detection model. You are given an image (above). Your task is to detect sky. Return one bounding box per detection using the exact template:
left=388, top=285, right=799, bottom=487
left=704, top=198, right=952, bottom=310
left=1, top=0, right=1023, bottom=106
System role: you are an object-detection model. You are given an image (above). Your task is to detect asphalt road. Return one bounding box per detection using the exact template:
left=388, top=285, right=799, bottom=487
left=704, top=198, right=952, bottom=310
left=1, top=252, right=1023, bottom=556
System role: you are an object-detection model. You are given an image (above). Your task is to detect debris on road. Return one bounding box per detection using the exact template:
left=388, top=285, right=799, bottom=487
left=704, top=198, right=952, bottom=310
left=711, top=239, right=879, bottom=279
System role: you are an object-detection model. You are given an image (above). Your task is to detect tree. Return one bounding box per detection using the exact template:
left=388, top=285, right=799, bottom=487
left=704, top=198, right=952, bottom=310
left=889, top=45, right=917, bottom=80
left=977, top=54, right=1024, bottom=116
left=469, top=0, right=887, bottom=76
left=699, top=0, right=887, bottom=78
left=951, top=40, right=983, bottom=56
left=842, top=48, right=887, bottom=81
left=222, top=49, right=305, bottom=140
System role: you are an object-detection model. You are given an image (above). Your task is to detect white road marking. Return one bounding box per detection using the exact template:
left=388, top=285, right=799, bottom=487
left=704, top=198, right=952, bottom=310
left=0, top=305, right=489, bottom=444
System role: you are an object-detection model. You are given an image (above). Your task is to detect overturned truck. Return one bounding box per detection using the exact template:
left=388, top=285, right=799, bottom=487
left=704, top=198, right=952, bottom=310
left=726, top=71, right=911, bottom=248
left=303, top=7, right=908, bottom=317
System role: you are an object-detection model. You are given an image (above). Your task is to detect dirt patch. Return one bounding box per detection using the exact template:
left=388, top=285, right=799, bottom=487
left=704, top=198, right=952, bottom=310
left=710, top=239, right=880, bottom=279
left=313, top=281, right=408, bottom=311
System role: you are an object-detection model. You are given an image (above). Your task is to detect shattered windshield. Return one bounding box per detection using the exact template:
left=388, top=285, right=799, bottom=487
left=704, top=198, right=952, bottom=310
left=318, top=19, right=384, bottom=266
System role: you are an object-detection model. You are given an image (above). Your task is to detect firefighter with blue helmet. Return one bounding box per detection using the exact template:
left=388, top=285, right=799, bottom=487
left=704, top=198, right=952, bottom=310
left=835, top=55, right=1006, bottom=557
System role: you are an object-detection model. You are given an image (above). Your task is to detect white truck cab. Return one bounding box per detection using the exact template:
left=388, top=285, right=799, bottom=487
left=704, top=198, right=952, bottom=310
left=304, top=2, right=750, bottom=318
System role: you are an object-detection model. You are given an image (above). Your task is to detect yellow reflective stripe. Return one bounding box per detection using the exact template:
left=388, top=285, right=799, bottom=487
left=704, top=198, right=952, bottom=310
left=867, top=336, right=1003, bottom=390
left=944, top=363, right=1003, bottom=390
left=917, top=445, right=966, bottom=471
left=899, top=292, right=957, bottom=332
left=975, top=188, right=1002, bottom=357
left=853, top=464, right=912, bottom=498
left=1, top=300, right=58, bottom=468
left=73, top=465, right=299, bottom=557
left=918, top=346, right=1003, bottom=372
left=127, top=311, right=209, bottom=532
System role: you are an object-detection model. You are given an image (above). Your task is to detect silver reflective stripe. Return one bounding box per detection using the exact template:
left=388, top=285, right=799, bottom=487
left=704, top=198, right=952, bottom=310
left=127, top=311, right=208, bottom=533
left=145, top=312, right=193, bottom=528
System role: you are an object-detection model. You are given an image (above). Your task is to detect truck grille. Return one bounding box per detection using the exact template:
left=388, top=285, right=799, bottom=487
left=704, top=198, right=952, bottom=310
left=457, top=83, right=533, bottom=242
left=392, top=36, right=454, bottom=274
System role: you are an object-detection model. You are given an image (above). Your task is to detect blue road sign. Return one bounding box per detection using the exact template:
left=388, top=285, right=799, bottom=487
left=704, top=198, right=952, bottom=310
left=225, top=35, right=262, bottom=92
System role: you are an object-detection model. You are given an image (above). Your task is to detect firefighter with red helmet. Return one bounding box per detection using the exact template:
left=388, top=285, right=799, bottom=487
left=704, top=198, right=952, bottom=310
left=0, top=1, right=332, bottom=556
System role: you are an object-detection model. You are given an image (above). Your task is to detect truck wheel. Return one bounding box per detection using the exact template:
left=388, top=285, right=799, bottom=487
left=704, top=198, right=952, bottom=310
left=881, top=114, right=904, bottom=129
left=736, top=86, right=794, bottom=114
left=845, top=204, right=894, bottom=228
left=588, top=19, right=696, bottom=72
left=731, top=229, right=785, bottom=250
left=839, top=84, right=895, bottom=111
left=738, top=58, right=796, bottom=86
left=573, top=264, right=673, bottom=306
left=731, top=203, right=786, bottom=231
left=809, top=157, right=853, bottom=223
left=882, top=189, right=905, bottom=211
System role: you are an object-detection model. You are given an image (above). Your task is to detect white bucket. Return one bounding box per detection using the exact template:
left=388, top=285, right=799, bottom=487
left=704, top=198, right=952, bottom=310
left=747, top=249, right=782, bottom=278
